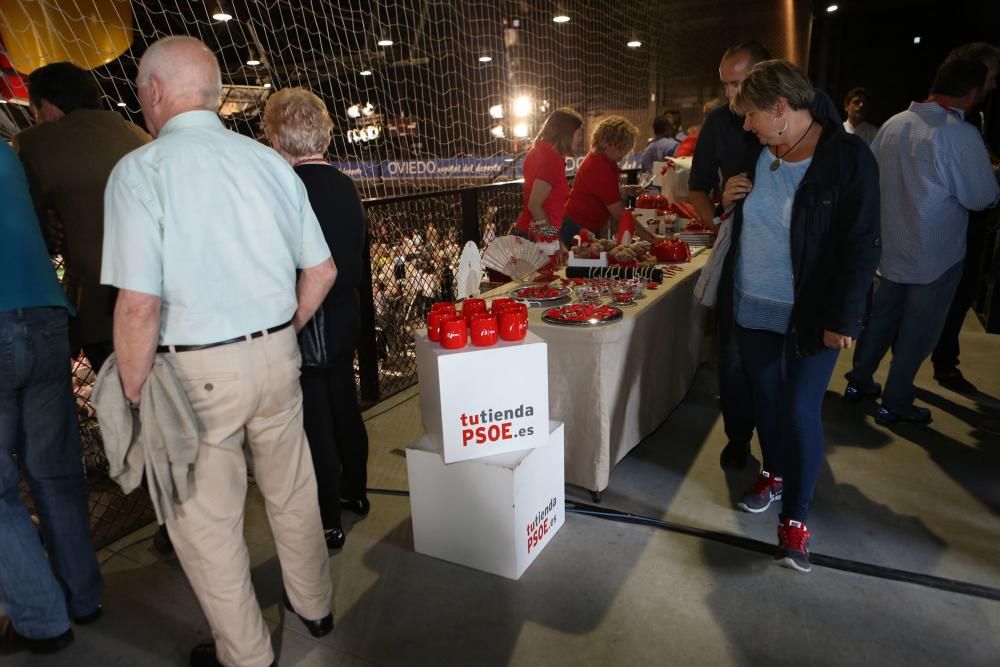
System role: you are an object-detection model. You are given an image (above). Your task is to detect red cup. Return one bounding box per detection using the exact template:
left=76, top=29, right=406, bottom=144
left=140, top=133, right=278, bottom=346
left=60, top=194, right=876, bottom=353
left=491, top=297, right=515, bottom=313
left=470, top=314, right=499, bottom=347
left=426, top=309, right=449, bottom=342
left=499, top=309, right=528, bottom=341
left=462, top=298, right=487, bottom=317
left=439, top=315, right=468, bottom=349
left=432, top=301, right=456, bottom=313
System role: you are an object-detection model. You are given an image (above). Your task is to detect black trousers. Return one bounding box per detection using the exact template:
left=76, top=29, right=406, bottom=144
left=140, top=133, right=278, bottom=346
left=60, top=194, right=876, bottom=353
left=719, top=330, right=756, bottom=445
left=300, top=351, right=369, bottom=531
left=931, top=219, right=988, bottom=372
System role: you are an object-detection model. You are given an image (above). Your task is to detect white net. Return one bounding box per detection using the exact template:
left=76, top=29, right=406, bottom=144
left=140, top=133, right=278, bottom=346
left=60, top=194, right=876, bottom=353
left=0, top=0, right=701, bottom=197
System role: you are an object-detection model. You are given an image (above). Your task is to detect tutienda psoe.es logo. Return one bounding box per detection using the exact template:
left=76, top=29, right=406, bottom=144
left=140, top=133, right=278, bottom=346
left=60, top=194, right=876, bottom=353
left=526, top=496, right=558, bottom=554
left=459, top=403, right=536, bottom=447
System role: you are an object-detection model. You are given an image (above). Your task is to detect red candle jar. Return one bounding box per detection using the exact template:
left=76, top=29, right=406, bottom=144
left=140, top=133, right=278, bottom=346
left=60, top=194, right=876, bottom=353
left=470, top=313, right=499, bottom=347
left=431, top=301, right=456, bottom=313
left=439, top=315, right=468, bottom=349
left=426, top=309, right=450, bottom=342
left=490, top=297, right=515, bottom=313
left=498, top=309, right=528, bottom=341
left=462, top=298, right=487, bottom=317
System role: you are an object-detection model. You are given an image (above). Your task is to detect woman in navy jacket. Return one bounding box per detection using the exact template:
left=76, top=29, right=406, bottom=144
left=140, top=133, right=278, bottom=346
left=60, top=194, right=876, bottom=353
left=716, top=60, right=881, bottom=572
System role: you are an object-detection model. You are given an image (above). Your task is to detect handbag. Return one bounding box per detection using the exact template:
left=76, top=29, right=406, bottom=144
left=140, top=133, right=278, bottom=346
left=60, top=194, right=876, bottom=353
left=298, top=306, right=329, bottom=367
left=693, top=219, right=732, bottom=308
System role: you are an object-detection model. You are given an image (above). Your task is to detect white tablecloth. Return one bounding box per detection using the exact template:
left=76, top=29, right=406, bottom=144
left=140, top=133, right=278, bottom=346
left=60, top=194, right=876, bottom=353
left=485, top=253, right=709, bottom=493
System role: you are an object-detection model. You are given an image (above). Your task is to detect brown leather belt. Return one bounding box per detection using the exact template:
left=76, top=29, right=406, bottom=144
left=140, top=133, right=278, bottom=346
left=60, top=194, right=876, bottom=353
left=157, top=319, right=293, bottom=353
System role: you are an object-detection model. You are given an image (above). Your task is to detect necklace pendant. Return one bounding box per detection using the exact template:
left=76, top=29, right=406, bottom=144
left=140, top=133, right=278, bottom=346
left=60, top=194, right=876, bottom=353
left=770, top=158, right=782, bottom=171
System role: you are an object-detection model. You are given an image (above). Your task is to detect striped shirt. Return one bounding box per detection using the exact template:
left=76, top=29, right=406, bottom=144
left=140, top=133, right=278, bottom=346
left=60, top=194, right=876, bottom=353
left=871, top=101, right=1000, bottom=284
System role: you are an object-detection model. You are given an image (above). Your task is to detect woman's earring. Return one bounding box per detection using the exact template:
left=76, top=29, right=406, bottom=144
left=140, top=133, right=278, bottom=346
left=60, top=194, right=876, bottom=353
left=771, top=115, right=788, bottom=135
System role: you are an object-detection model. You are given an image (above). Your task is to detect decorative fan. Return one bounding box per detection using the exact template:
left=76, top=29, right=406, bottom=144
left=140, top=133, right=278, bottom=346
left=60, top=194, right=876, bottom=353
left=456, top=241, right=483, bottom=300
left=482, top=236, right=549, bottom=281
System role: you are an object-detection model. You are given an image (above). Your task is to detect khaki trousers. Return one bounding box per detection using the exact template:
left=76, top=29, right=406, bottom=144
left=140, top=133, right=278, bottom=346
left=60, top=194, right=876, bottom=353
left=163, top=327, right=332, bottom=667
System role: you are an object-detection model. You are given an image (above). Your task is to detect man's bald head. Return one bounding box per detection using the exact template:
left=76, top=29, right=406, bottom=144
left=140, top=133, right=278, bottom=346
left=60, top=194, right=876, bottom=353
left=136, top=36, right=221, bottom=135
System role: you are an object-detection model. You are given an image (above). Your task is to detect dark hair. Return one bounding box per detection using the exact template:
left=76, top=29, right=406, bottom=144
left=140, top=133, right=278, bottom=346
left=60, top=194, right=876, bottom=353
left=27, top=62, right=101, bottom=113
left=947, top=42, right=1000, bottom=67
left=652, top=116, right=675, bottom=136
left=722, top=40, right=772, bottom=67
left=844, top=87, right=869, bottom=107
left=536, top=107, right=584, bottom=155
left=930, top=57, right=988, bottom=97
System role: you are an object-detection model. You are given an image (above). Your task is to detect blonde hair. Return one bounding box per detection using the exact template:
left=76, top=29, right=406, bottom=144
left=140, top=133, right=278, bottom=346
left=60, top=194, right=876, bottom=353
left=590, top=115, right=638, bottom=152
left=263, top=88, right=333, bottom=157
left=730, top=59, right=815, bottom=116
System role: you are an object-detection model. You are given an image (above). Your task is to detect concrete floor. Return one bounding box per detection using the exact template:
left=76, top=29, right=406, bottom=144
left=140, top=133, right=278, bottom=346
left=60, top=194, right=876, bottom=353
left=5, top=318, right=1000, bottom=666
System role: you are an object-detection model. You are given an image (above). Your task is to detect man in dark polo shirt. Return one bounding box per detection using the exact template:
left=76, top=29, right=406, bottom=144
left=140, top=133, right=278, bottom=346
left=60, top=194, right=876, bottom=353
left=14, top=62, right=150, bottom=373
left=690, top=40, right=840, bottom=473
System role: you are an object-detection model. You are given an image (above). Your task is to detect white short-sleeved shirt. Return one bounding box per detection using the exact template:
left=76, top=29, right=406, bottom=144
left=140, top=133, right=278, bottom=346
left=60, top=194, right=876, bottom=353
left=102, top=111, right=331, bottom=345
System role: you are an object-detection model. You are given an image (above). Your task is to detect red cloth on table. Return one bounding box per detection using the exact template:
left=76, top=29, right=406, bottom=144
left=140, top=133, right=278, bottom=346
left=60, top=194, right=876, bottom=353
left=562, top=151, right=621, bottom=234
left=515, top=140, right=569, bottom=233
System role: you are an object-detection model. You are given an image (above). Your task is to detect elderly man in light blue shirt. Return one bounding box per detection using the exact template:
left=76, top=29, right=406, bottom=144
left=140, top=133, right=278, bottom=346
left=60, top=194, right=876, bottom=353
left=845, top=58, right=1000, bottom=425
left=101, top=36, right=336, bottom=667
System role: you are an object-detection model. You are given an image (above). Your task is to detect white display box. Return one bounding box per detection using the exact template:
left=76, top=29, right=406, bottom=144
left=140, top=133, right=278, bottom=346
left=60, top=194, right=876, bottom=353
left=567, top=250, right=609, bottom=268
left=406, top=421, right=565, bottom=580
left=415, top=329, right=549, bottom=463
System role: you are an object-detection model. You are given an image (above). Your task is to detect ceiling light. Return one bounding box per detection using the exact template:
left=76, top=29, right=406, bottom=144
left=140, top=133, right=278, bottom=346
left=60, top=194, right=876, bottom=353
left=553, top=15, right=570, bottom=23
left=479, top=55, right=492, bottom=63
left=913, top=36, right=921, bottom=44
left=263, top=82, right=272, bottom=89
left=490, top=125, right=505, bottom=139
left=627, top=40, right=642, bottom=48
left=512, top=123, right=530, bottom=138
left=361, top=102, right=375, bottom=117
left=826, top=4, right=838, bottom=12
left=359, top=69, right=373, bottom=76
left=246, top=56, right=261, bottom=66
left=347, top=104, right=361, bottom=119
left=512, top=96, right=532, bottom=117
left=116, top=101, right=127, bottom=107
left=377, top=38, right=394, bottom=47
left=211, top=3, right=232, bottom=21
left=489, top=104, right=504, bottom=119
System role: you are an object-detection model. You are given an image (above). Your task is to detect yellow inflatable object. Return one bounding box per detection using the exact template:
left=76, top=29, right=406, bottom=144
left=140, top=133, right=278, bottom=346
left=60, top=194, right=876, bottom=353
left=0, top=0, right=133, bottom=73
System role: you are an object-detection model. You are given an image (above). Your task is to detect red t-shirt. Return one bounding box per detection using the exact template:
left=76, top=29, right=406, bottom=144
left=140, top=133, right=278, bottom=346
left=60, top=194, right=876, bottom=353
left=563, top=151, right=621, bottom=233
left=515, top=140, right=569, bottom=232
left=673, top=132, right=699, bottom=157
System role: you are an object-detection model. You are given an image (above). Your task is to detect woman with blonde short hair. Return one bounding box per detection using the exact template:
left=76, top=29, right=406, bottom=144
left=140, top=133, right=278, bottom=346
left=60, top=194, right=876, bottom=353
left=559, top=115, right=662, bottom=247
left=264, top=88, right=371, bottom=551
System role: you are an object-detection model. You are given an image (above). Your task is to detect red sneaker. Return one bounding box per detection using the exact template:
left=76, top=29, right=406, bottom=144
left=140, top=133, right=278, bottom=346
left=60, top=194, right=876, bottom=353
left=776, top=518, right=811, bottom=573
left=737, top=470, right=783, bottom=513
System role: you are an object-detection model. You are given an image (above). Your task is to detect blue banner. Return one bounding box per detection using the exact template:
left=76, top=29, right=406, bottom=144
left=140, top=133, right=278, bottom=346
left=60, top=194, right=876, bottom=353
left=331, top=153, right=644, bottom=180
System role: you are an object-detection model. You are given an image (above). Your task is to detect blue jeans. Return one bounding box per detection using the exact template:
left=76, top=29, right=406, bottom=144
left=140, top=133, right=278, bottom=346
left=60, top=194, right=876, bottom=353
left=0, top=307, right=102, bottom=639
left=847, top=260, right=963, bottom=412
left=735, top=325, right=839, bottom=522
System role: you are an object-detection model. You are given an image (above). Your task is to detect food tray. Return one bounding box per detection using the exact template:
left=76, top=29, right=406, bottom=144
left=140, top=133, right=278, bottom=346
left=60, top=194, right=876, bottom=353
left=542, top=304, right=624, bottom=326
left=510, top=285, right=572, bottom=302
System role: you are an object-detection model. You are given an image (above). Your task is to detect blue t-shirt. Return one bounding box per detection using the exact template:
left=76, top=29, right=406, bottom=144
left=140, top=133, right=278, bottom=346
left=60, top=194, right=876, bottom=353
left=640, top=136, right=679, bottom=173
left=734, top=149, right=812, bottom=334
left=0, top=141, right=69, bottom=312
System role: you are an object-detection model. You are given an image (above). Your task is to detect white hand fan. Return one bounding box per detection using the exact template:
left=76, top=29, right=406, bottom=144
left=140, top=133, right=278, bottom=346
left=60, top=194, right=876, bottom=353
left=482, top=235, right=549, bottom=281
left=456, top=241, right=482, bottom=299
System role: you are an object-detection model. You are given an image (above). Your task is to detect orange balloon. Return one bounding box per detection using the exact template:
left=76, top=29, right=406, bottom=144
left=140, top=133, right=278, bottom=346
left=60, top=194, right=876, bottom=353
left=0, top=0, right=133, bottom=74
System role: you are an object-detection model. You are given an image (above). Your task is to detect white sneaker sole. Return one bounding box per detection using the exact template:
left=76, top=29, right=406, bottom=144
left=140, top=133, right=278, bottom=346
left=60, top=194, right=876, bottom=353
left=737, top=492, right=781, bottom=514
left=777, top=556, right=812, bottom=573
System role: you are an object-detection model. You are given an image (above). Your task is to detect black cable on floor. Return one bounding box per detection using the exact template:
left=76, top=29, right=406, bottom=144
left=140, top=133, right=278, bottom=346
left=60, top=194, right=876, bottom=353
left=366, top=488, right=1000, bottom=602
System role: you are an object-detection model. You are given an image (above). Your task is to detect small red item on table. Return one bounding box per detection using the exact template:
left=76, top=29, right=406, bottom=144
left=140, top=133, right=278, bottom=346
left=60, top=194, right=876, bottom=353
left=646, top=281, right=659, bottom=290
left=544, top=303, right=620, bottom=322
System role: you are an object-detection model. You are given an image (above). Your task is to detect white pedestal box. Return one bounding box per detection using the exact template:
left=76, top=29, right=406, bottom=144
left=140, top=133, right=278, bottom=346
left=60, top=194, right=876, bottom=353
left=406, top=421, right=565, bottom=580
left=414, top=329, right=549, bottom=463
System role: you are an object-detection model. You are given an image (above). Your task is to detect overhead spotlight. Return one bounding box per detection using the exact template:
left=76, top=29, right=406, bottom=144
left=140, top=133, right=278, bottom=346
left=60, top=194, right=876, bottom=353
left=359, top=69, right=373, bottom=76
left=479, top=55, right=492, bottom=63
left=361, top=102, right=375, bottom=117
left=553, top=15, right=570, bottom=23
left=490, top=125, right=505, bottom=139
left=246, top=49, right=261, bottom=66
left=913, top=36, right=921, bottom=44
left=263, top=82, right=272, bottom=89
left=826, top=4, right=838, bottom=12
left=377, top=38, right=394, bottom=47
left=211, top=3, right=232, bottom=21
left=347, top=104, right=361, bottom=119
left=627, top=40, right=642, bottom=48
left=512, top=96, right=532, bottom=117
left=512, top=123, right=529, bottom=138
left=489, top=104, right=504, bottom=119
left=116, top=101, right=127, bottom=107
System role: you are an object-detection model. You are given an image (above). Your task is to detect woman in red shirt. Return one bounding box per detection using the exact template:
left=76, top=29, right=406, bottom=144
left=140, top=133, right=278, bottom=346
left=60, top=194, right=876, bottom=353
left=514, top=108, right=584, bottom=236
left=561, top=116, right=663, bottom=247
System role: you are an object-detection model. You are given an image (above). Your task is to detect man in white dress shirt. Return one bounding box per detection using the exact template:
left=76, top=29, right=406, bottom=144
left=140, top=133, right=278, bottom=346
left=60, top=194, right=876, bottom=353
left=842, top=87, right=878, bottom=145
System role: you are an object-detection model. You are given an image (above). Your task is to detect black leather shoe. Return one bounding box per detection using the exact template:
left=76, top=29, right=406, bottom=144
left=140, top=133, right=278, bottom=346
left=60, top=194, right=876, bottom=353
left=324, top=527, right=346, bottom=550
left=0, top=621, right=74, bottom=655
left=189, top=642, right=223, bottom=667
left=282, top=591, right=333, bottom=638
left=72, top=604, right=102, bottom=625
left=719, top=440, right=750, bottom=470
left=843, top=381, right=882, bottom=402
left=340, top=497, right=370, bottom=517
left=934, top=368, right=978, bottom=395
